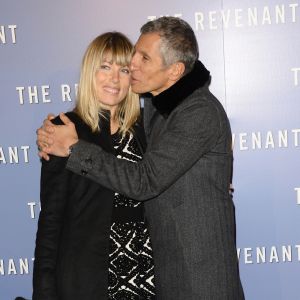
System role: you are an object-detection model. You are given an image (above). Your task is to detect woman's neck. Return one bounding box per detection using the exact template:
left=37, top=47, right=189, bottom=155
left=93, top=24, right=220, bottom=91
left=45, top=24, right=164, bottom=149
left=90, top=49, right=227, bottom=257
left=110, top=115, right=119, bottom=134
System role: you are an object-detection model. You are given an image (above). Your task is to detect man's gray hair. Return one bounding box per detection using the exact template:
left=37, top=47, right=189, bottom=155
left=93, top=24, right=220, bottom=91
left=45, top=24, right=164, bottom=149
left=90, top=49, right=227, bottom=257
left=140, top=16, right=199, bottom=75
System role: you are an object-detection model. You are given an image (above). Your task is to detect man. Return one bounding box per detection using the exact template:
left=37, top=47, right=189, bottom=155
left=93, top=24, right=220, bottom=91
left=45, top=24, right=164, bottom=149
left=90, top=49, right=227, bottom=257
left=38, top=17, right=245, bottom=299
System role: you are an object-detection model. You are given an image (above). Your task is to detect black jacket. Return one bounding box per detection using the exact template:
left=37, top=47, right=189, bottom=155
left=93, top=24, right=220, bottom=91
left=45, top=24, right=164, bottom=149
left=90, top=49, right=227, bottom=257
left=32, top=111, right=146, bottom=300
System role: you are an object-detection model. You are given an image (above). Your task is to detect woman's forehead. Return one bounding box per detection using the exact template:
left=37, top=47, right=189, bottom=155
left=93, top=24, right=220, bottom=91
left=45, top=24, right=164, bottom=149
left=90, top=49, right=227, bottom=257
left=102, top=51, right=130, bottom=66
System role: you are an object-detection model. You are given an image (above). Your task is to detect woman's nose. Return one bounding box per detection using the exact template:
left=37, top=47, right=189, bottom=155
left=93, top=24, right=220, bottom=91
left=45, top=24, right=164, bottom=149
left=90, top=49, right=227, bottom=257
left=111, top=70, right=120, bottom=83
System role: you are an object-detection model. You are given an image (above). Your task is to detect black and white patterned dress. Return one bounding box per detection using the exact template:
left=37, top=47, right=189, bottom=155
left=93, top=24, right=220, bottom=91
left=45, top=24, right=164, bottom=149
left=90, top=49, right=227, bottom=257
left=108, top=131, right=156, bottom=299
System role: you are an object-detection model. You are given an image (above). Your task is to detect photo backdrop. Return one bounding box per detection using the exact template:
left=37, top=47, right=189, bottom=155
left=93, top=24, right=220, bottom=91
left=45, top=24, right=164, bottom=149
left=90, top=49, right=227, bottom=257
left=1, top=0, right=299, bottom=299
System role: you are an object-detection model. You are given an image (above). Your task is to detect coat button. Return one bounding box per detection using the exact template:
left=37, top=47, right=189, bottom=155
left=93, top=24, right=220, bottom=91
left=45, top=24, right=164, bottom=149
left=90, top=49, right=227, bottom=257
left=81, top=170, right=88, bottom=176
left=84, top=158, right=93, bottom=169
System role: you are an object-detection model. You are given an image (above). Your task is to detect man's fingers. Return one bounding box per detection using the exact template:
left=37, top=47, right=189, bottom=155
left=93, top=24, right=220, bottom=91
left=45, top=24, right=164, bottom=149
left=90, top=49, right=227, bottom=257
left=36, top=114, right=55, bottom=161
left=38, top=150, right=50, bottom=161
left=42, top=119, right=55, bottom=133
left=40, top=143, right=53, bottom=154
left=42, top=137, right=53, bottom=146
left=37, top=131, right=54, bottom=147
left=37, top=127, right=49, bottom=137
left=59, top=112, right=72, bottom=126
left=47, top=113, right=55, bottom=121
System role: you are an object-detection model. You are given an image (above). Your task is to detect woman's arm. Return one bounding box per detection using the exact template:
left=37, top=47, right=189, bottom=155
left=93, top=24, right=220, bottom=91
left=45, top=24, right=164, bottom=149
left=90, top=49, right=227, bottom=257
left=32, top=156, right=68, bottom=300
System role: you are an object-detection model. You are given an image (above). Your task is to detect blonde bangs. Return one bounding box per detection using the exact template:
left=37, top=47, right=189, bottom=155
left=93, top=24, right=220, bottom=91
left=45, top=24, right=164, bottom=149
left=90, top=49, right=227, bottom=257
left=104, top=46, right=132, bottom=68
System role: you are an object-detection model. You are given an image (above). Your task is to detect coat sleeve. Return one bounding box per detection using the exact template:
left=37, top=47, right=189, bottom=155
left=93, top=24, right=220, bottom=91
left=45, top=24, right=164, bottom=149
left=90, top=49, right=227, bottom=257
left=66, top=100, right=223, bottom=201
left=32, top=156, right=68, bottom=300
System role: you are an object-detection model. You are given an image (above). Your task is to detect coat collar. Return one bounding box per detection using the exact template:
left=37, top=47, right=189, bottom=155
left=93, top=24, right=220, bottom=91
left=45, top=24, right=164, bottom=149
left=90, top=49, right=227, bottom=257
left=148, top=60, right=210, bottom=118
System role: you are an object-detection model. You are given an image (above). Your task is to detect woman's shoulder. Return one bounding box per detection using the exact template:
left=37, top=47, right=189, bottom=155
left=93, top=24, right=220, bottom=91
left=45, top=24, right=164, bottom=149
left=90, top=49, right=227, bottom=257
left=51, top=111, right=80, bottom=125
left=133, top=109, right=144, bottom=129
left=132, top=113, right=147, bottom=152
left=51, top=111, right=92, bottom=133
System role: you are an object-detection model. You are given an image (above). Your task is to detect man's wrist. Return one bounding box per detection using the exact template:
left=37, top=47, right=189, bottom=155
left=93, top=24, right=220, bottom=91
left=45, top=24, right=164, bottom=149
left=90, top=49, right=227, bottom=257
left=68, top=145, right=74, bottom=156
left=67, top=139, right=79, bottom=157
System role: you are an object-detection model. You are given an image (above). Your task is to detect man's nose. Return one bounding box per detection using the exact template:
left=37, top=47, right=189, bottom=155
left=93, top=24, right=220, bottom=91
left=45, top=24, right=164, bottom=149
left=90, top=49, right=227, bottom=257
left=130, top=53, right=138, bottom=71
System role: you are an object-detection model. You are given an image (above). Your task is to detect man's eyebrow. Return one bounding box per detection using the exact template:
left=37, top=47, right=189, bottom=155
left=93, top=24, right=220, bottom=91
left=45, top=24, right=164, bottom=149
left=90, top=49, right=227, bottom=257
left=134, top=45, right=149, bottom=56
left=139, top=50, right=151, bottom=58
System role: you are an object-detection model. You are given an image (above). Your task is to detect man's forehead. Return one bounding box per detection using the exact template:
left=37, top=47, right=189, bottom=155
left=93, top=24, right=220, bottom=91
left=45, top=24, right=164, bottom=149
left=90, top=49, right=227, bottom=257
left=134, top=33, right=160, bottom=50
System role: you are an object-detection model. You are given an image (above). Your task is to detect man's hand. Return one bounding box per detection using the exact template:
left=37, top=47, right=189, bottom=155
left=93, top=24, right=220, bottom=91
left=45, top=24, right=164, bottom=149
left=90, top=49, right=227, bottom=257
left=37, top=113, right=79, bottom=160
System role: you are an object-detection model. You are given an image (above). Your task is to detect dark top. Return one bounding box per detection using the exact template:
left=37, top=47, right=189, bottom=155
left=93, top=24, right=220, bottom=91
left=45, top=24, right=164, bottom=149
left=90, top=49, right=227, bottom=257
left=32, top=111, right=147, bottom=300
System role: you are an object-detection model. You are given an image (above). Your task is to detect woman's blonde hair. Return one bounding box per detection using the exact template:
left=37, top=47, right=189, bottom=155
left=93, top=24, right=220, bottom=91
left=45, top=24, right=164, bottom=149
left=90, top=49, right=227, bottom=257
left=74, top=32, right=140, bottom=135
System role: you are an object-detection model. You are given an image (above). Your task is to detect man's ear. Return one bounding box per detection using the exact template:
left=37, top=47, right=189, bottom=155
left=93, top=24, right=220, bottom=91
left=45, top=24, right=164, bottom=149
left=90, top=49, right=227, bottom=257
left=169, top=62, right=185, bottom=81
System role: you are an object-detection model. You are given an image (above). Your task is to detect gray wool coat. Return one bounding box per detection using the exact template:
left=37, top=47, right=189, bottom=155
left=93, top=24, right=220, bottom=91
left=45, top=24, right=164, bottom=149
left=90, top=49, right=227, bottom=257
left=66, top=61, right=245, bottom=299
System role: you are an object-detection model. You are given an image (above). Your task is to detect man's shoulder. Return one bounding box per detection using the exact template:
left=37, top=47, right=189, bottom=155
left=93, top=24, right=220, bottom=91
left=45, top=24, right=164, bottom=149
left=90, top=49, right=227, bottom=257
left=189, top=85, right=217, bottom=103
left=169, top=86, right=230, bottom=135
left=175, top=85, right=216, bottom=112
left=185, top=86, right=227, bottom=116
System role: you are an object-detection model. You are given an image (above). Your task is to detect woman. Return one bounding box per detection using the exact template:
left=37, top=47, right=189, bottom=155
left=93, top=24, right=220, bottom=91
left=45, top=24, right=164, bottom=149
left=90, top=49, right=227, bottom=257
left=33, top=32, right=155, bottom=300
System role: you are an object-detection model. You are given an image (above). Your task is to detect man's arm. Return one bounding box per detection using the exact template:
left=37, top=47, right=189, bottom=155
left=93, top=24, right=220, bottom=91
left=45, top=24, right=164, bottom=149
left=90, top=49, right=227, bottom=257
left=67, top=101, right=222, bottom=200
left=37, top=113, right=78, bottom=160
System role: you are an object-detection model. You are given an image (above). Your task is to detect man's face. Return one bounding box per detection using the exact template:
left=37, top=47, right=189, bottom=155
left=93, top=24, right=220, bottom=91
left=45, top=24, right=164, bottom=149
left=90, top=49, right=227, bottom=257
left=130, top=33, right=173, bottom=96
